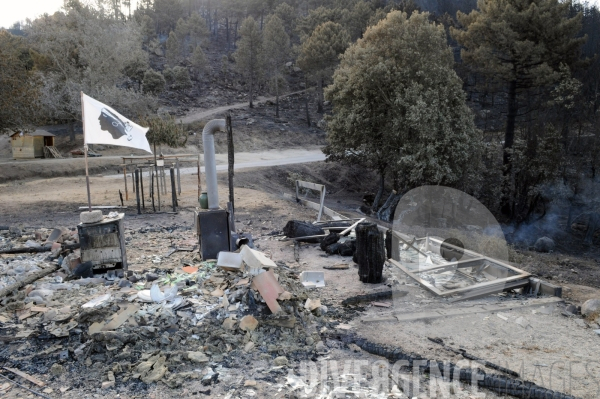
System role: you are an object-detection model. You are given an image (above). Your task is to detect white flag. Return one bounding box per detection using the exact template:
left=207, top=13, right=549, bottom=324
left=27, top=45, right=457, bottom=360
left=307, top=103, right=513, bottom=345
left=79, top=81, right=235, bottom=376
left=82, top=92, right=152, bottom=153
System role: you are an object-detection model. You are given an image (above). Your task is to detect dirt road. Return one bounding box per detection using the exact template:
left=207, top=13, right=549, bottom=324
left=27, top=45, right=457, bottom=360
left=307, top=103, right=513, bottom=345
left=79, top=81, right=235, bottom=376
left=0, top=147, right=325, bottom=183
left=177, top=90, right=308, bottom=124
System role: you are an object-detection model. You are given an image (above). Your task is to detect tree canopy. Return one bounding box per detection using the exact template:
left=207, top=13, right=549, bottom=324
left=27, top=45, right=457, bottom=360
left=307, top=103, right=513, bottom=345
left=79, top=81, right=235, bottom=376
left=0, top=31, right=39, bottom=133
left=324, top=11, right=482, bottom=193
left=234, top=16, right=263, bottom=108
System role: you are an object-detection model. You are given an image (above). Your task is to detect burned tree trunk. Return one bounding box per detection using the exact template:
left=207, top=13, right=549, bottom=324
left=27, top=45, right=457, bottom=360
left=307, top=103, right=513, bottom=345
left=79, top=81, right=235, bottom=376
left=355, top=222, right=385, bottom=284
left=584, top=213, right=599, bottom=245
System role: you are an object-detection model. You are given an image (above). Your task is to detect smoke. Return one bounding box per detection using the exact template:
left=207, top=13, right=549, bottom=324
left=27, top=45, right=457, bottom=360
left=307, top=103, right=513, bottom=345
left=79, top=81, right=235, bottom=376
left=504, top=177, right=600, bottom=248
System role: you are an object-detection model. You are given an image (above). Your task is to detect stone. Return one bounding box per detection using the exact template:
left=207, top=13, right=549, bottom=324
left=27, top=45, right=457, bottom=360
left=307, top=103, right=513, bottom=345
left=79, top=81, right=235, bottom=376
left=187, top=352, right=209, bottom=363
left=101, top=381, right=115, bottom=389
left=273, top=356, right=288, bottom=366
left=222, top=317, right=236, bottom=330
left=244, top=380, right=257, bottom=386
left=107, top=371, right=115, bottom=382
left=80, top=210, right=103, bottom=224
left=582, top=299, right=600, bottom=319
left=201, top=369, right=218, bottom=386
left=244, top=342, right=255, bottom=352
left=515, top=316, right=530, bottom=329
left=50, top=363, right=65, bottom=376
left=304, top=298, right=321, bottom=312
left=112, top=363, right=123, bottom=374
left=73, top=261, right=93, bottom=278
left=239, top=315, right=259, bottom=332
left=534, top=237, right=555, bottom=253
left=146, top=273, right=159, bottom=282
left=315, top=341, right=327, bottom=353
left=305, top=337, right=314, bottom=346
left=9, top=226, right=22, bottom=236
left=119, top=280, right=132, bottom=288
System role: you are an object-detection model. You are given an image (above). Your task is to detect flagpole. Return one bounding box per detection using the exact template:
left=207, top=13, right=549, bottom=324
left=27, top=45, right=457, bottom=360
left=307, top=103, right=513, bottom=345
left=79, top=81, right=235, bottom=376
left=81, top=91, right=92, bottom=212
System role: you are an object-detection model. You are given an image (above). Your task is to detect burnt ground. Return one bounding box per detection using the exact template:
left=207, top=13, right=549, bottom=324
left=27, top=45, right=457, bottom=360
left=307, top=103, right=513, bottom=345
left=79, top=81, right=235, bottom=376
left=0, top=162, right=600, bottom=398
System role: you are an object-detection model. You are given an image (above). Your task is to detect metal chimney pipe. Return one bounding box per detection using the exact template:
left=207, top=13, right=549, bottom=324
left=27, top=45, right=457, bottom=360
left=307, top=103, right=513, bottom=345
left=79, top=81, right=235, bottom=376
left=202, top=119, right=227, bottom=209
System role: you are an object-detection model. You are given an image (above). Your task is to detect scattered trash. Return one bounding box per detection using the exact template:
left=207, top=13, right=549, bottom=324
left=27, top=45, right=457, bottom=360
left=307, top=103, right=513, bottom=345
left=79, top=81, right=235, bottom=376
left=299, top=271, right=325, bottom=288
left=217, top=251, right=244, bottom=272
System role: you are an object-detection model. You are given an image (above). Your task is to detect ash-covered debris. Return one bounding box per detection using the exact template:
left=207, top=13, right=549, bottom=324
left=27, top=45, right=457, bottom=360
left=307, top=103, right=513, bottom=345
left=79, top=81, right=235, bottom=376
left=0, top=226, right=333, bottom=394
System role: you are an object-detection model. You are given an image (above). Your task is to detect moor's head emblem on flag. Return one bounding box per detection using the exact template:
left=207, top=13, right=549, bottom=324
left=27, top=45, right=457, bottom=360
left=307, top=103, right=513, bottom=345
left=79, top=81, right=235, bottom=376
left=98, top=108, right=133, bottom=141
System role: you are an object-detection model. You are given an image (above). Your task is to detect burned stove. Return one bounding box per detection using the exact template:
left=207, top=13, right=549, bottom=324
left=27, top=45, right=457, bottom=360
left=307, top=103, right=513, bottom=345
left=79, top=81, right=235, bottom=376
left=195, top=208, right=230, bottom=260
left=77, top=213, right=127, bottom=274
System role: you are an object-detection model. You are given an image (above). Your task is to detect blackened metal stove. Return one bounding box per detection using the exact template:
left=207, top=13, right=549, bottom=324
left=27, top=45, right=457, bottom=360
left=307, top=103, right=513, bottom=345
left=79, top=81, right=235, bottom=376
left=77, top=213, right=127, bottom=274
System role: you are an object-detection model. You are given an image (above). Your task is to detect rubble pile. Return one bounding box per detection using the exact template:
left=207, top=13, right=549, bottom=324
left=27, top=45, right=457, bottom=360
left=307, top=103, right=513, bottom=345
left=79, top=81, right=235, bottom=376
left=0, top=226, right=334, bottom=394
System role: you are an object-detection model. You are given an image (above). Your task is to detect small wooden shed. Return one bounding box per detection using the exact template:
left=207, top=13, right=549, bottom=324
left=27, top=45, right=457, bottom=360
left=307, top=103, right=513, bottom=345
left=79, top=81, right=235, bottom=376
left=10, top=130, right=60, bottom=159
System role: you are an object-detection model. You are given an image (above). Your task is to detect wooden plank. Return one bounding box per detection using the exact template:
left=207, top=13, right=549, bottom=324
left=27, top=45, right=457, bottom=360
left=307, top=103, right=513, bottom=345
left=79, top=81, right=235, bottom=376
left=340, top=218, right=365, bottom=236
left=3, top=367, right=45, bottom=387
left=282, top=193, right=349, bottom=221
left=296, top=180, right=325, bottom=191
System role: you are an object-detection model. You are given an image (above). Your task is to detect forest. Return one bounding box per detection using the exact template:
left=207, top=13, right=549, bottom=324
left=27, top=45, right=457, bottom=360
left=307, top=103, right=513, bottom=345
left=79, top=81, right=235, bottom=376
left=1, top=0, right=599, bottom=236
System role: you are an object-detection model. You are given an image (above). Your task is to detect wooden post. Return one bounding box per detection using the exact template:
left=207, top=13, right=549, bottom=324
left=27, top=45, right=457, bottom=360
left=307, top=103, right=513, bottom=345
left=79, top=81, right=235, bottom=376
left=355, top=222, right=385, bottom=284
left=123, top=165, right=129, bottom=201
left=227, top=113, right=234, bottom=209
left=176, top=158, right=181, bottom=195
left=151, top=170, right=156, bottom=212
left=140, top=166, right=145, bottom=210
left=170, top=166, right=177, bottom=212
left=135, top=168, right=141, bottom=215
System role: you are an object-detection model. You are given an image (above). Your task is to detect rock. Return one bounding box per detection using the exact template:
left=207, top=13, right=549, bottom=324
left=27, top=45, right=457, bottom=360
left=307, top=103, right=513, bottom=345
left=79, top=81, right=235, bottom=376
left=80, top=210, right=103, bottom=224
left=285, top=62, right=293, bottom=67
left=273, top=356, right=288, bottom=366
left=107, top=371, right=115, bottom=382
left=244, top=380, right=257, bottom=386
left=582, top=299, right=600, bottom=319
left=222, top=317, right=236, bottom=330
left=515, top=316, right=529, bottom=328
left=9, top=226, right=22, bottom=236
left=146, top=273, right=158, bottom=282
left=293, top=66, right=301, bottom=73
left=305, top=298, right=321, bottom=312
left=101, top=381, right=115, bottom=389
left=50, top=363, right=65, bottom=376
left=575, top=318, right=587, bottom=328
left=73, top=261, right=93, bottom=278
left=564, top=304, right=578, bottom=315
left=239, top=315, right=259, bottom=331
left=201, top=369, right=218, bottom=386
left=315, top=341, right=327, bottom=353
left=534, top=237, right=555, bottom=253
left=306, top=337, right=314, bottom=346
left=244, top=342, right=255, bottom=352
left=187, top=351, right=209, bottom=363
left=136, top=355, right=167, bottom=383
left=118, top=280, right=132, bottom=288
